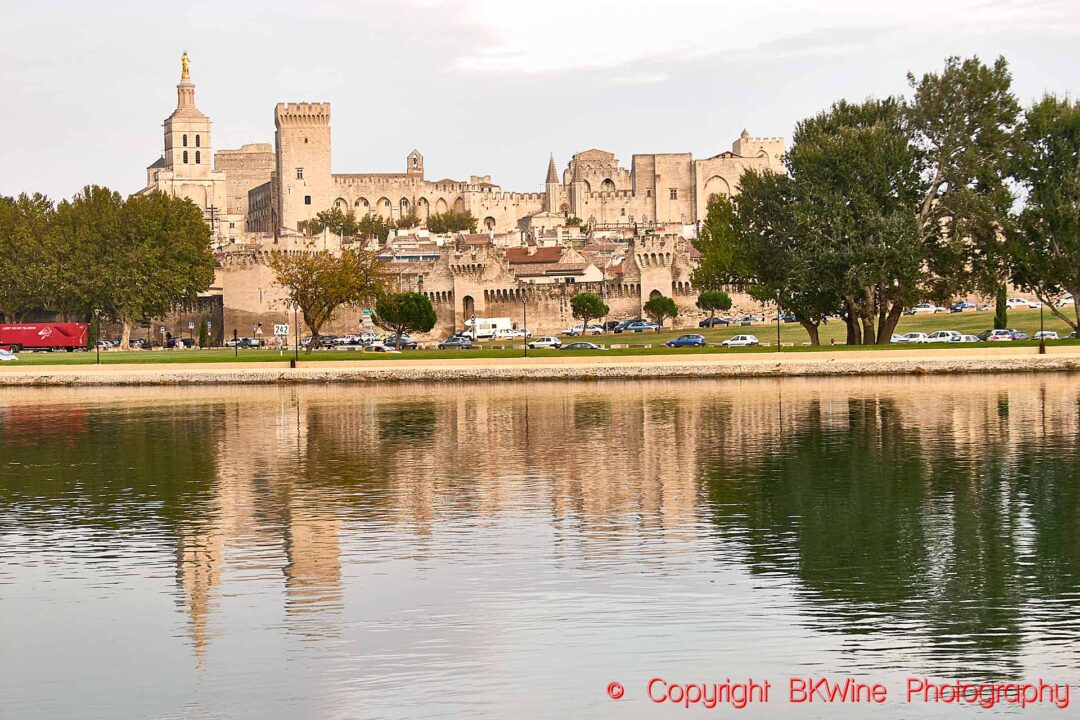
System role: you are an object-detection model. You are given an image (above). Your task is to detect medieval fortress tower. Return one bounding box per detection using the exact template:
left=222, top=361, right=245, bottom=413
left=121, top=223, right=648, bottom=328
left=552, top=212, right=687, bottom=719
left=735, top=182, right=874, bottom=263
left=139, top=55, right=784, bottom=337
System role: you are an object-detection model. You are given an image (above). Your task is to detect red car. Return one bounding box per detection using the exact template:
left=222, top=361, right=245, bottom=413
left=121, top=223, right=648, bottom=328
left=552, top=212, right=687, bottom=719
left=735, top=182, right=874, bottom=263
left=0, top=323, right=88, bottom=352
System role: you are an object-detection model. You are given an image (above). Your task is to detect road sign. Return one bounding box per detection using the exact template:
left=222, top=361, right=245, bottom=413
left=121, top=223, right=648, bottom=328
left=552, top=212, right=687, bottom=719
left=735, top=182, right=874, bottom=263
left=273, top=324, right=289, bottom=336
left=362, top=309, right=373, bottom=316
left=187, top=322, right=195, bottom=330
left=159, top=326, right=166, bottom=334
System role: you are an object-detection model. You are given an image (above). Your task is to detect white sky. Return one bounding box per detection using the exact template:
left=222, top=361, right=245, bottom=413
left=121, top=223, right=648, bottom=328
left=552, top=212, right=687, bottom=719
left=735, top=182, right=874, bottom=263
left=2, top=0, right=1079, bottom=199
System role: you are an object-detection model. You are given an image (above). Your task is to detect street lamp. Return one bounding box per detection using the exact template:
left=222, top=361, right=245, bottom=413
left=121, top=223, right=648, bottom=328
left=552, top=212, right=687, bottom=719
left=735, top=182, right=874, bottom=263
left=94, top=308, right=101, bottom=365
left=293, top=303, right=300, bottom=367
left=775, top=291, right=782, bottom=353
left=1039, top=301, right=1046, bottom=355
left=522, top=289, right=528, bottom=358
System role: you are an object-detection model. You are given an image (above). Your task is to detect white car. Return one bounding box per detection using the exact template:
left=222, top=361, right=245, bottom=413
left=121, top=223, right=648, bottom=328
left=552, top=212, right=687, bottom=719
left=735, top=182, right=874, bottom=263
left=1006, top=297, right=1041, bottom=309
left=563, top=324, right=604, bottom=336
left=1055, top=295, right=1074, bottom=307
left=721, top=334, right=760, bottom=347
left=949, top=334, right=981, bottom=343
left=926, top=330, right=962, bottom=342
left=1034, top=331, right=1059, bottom=340
left=984, top=329, right=1015, bottom=341
left=910, top=303, right=945, bottom=314
left=527, top=336, right=562, bottom=349
left=0, top=348, right=17, bottom=361
left=495, top=328, right=532, bottom=340
left=894, top=332, right=930, bottom=344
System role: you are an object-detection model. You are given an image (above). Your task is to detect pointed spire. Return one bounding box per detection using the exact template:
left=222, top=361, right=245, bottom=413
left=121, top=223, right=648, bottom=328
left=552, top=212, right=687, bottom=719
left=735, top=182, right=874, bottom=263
left=545, top=154, right=558, bottom=185
left=740, top=128, right=750, bottom=139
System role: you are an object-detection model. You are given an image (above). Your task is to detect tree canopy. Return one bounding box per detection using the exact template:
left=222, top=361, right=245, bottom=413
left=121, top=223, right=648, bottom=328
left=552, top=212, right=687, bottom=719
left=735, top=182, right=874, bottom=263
left=570, top=292, right=609, bottom=330
left=374, top=292, right=437, bottom=349
left=270, top=247, right=388, bottom=353
left=643, top=295, right=677, bottom=330
left=427, top=210, right=478, bottom=234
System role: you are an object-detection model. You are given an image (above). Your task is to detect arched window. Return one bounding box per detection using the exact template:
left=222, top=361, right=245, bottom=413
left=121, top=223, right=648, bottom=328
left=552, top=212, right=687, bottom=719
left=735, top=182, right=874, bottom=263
left=195, top=135, right=201, bottom=147
left=183, top=150, right=188, bottom=164
left=182, top=134, right=188, bottom=147
left=195, top=151, right=201, bottom=164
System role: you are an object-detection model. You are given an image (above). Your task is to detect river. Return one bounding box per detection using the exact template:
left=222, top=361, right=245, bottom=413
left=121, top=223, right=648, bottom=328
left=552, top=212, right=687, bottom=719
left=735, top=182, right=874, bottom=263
left=1, top=377, right=1078, bottom=718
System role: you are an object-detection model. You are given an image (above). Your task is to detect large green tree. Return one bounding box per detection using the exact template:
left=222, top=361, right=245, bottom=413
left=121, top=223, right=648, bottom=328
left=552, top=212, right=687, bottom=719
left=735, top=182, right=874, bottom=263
left=112, top=192, right=216, bottom=348
left=374, top=292, right=437, bottom=349
left=298, top=207, right=359, bottom=237
left=270, top=247, right=388, bottom=354
left=696, top=289, right=732, bottom=322
left=1010, top=94, right=1080, bottom=334
left=0, top=193, right=56, bottom=322
left=907, top=55, right=1020, bottom=303
left=570, top=292, right=609, bottom=333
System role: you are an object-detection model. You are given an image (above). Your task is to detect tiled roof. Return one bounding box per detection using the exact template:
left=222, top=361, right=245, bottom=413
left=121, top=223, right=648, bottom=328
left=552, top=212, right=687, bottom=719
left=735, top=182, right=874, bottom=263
left=504, top=246, right=564, bottom=264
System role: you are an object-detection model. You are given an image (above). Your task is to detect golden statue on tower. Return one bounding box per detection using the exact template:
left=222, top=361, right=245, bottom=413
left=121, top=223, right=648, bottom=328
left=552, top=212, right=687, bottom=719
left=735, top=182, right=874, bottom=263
left=181, top=51, right=190, bottom=81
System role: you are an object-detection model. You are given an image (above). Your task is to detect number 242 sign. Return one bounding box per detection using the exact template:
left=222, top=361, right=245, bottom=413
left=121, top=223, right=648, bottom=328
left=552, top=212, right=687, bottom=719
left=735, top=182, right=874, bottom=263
left=273, top=324, right=290, bottom=336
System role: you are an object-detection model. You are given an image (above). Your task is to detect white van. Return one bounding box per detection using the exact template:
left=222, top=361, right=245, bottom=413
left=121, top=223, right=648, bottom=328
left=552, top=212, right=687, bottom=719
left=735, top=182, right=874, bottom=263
left=465, top=317, right=514, bottom=340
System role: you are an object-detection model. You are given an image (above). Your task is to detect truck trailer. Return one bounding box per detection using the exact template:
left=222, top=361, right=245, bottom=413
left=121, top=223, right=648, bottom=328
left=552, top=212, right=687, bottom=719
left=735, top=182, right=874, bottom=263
left=0, top=323, right=89, bottom=352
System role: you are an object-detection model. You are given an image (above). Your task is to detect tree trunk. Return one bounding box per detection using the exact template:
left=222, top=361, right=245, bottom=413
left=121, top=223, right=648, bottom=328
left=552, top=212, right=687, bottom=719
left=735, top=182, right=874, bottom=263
left=878, top=303, right=904, bottom=344
left=994, top=286, right=1008, bottom=329
left=860, top=312, right=877, bottom=345
left=119, top=316, right=132, bottom=350
left=395, top=324, right=404, bottom=350
left=800, top=321, right=820, bottom=346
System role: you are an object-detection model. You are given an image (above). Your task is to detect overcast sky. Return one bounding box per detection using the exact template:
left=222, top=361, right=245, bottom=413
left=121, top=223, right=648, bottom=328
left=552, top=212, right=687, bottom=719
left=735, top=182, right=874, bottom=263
left=3, top=0, right=1079, bottom=200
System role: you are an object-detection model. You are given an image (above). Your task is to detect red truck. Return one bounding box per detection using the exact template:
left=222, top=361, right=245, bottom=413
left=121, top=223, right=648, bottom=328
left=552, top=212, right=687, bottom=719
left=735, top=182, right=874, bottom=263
left=0, top=323, right=88, bottom=352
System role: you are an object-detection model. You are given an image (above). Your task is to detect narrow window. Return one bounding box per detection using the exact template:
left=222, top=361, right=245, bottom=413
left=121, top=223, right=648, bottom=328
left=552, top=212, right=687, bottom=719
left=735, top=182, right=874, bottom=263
left=195, top=151, right=201, bottom=164
left=183, top=134, right=188, bottom=147
left=183, top=150, right=188, bottom=164
left=670, top=188, right=678, bottom=200
left=304, top=195, right=312, bottom=205
left=296, top=168, right=304, bottom=180
left=195, top=135, right=201, bottom=147
left=646, top=189, right=652, bottom=197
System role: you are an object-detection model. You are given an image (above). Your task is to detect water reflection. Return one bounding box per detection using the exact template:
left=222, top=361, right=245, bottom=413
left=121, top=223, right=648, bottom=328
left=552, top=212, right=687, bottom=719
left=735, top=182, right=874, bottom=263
left=1, top=376, right=1078, bottom=718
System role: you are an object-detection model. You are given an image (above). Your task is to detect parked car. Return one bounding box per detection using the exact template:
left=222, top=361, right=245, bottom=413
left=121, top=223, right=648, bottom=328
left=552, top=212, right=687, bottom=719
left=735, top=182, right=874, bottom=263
left=622, top=321, right=660, bottom=333
left=495, top=328, right=531, bottom=339
left=612, top=319, right=643, bottom=334
left=665, top=334, right=706, bottom=348
left=560, top=341, right=604, bottom=351
left=978, top=329, right=1016, bottom=341
left=527, top=336, right=562, bottom=349
left=359, top=331, right=380, bottom=343
left=1055, top=295, right=1074, bottom=307
left=950, top=334, right=981, bottom=343
left=1067, top=331, right=1077, bottom=339
left=910, top=303, right=945, bottom=314
left=698, top=316, right=733, bottom=328
left=438, top=336, right=474, bottom=350
left=736, top=315, right=758, bottom=326
left=165, top=337, right=197, bottom=349
left=0, top=348, right=18, bottom=361
left=384, top=334, right=418, bottom=350
left=949, top=301, right=977, bottom=313
left=779, top=312, right=798, bottom=323
left=1006, top=297, right=1041, bottom=309
left=563, top=324, right=604, bottom=336
left=602, top=320, right=621, bottom=332
left=893, top=332, right=930, bottom=344
left=721, top=334, right=760, bottom=347
left=926, top=330, right=962, bottom=343
left=1034, top=331, right=1059, bottom=340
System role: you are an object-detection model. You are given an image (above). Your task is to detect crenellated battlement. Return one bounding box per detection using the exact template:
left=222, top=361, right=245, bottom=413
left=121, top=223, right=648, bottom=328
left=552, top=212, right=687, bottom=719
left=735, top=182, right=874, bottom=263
left=275, top=102, right=331, bottom=126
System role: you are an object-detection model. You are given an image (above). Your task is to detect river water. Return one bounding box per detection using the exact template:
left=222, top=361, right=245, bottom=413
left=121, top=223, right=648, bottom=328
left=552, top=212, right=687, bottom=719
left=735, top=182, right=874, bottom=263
left=1, top=377, right=1078, bottom=719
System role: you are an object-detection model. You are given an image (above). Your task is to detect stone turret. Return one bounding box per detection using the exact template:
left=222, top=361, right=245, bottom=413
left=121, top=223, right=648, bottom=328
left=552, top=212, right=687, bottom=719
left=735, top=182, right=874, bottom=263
left=544, top=154, right=559, bottom=213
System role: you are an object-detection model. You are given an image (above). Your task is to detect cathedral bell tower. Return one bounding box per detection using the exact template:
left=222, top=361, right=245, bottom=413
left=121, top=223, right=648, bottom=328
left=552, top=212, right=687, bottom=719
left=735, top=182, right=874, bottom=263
left=163, top=51, right=212, bottom=178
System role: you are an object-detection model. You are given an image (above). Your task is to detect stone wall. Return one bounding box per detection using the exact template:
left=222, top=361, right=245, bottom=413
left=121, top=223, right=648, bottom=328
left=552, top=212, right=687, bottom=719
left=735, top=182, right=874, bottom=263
left=215, top=143, right=275, bottom=219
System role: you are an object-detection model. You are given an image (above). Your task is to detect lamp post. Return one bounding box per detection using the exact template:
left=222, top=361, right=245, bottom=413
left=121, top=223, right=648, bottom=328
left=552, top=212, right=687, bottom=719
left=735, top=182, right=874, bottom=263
left=1039, top=301, right=1046, bottom=355
left=293, top=304, right=300, bottom=367
left=94, top=309, right=101, bottom=365
left=522, top=290, right=528, bottom=358
left=775, top=291, right=781, bottom=353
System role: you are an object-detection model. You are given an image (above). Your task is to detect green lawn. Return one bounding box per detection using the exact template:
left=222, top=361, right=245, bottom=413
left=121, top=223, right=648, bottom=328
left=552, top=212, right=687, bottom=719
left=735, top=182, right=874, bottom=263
left=5, top=309, right=1076, bottom=366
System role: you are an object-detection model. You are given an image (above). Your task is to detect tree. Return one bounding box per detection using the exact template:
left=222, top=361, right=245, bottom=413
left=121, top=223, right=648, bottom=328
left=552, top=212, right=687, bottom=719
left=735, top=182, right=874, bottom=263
left=907, top=56, right=1020, bottom=304
left=570, top=292, right=609, bottom=333
left=197, top=314, right=209, bottom=348
left=692, top=194, right=743, bottom=291
left=427, top=210, right=478, bottom=234
left=298, top=207, right=358, bottom=237
left=696, top=290, right=732, bottom=322
left=356, top=213, right=393, bottom=243
left=270, top=247, right=388, bottom=354
left=111, top=192, right=216, bottom=348
left=374, top=292, right=437, bottom=349
left=643, top=295, right=678, bottom=331
left=0, top=193, right=55, bottom=322
left=1010, top=94, right=1080, bottom=334
left=395, top=210, right=421, bottom=231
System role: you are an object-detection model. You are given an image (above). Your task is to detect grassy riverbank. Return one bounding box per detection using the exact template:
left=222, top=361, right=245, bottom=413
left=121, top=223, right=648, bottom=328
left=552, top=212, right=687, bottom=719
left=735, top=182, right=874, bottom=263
left=5, top=308, right=1076, bottom=366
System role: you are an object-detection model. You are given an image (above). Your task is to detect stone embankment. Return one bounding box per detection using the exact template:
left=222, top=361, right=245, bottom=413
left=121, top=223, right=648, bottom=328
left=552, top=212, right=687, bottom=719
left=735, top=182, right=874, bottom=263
left=1, top=347, right=1079, bottom=386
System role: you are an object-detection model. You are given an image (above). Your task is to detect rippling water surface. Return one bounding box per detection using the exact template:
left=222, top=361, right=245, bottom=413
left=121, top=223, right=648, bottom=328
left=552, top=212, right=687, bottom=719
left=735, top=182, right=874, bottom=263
left=1, top=377, right=1078, bottom=719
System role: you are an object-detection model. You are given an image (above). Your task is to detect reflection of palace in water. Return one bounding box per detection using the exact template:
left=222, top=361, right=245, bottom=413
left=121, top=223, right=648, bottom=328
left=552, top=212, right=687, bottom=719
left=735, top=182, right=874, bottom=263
left=4, top=377, right=1063, bottom=667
